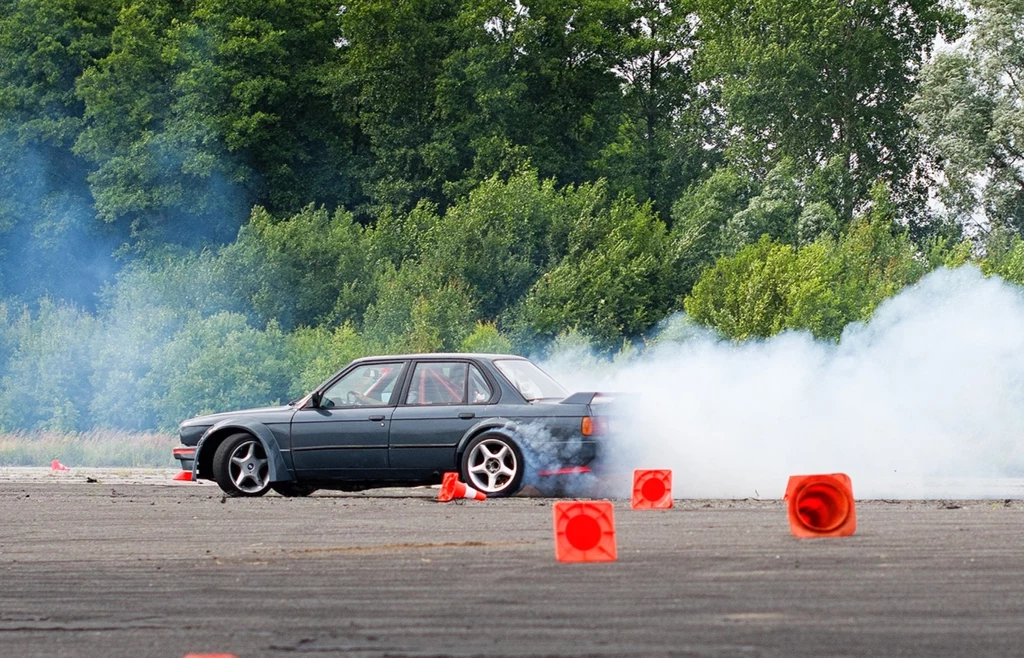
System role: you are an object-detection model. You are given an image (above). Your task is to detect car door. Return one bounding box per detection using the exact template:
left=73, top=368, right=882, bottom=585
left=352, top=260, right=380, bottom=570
left=290, top=361, right=406, bottom=477
left=388, top=360, right=496, bottom=476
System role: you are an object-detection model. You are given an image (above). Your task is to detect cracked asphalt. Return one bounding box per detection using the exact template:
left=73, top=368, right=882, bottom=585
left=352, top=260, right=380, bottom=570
left=2, top=473, right=1024, bottom=657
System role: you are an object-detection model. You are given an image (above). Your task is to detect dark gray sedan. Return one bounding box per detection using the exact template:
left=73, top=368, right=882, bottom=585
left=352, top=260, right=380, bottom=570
left=173, top=353, right=609, bottom=497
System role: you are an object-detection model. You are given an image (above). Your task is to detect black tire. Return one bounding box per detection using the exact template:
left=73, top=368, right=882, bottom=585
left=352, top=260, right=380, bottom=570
left=460, top=433, right=525, bottom=498
left=271, top=482, right=318, bottom=497
left=212, top=432, right=272, bottom=497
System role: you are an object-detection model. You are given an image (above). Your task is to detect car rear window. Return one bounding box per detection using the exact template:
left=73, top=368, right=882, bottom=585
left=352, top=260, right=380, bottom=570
left=406, top=362, right=468, bottom=405
left=493, top=359, right=567, bottom=401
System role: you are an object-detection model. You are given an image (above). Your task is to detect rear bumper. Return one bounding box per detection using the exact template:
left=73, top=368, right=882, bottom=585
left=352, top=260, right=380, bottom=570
left=530, top=437, right=598, bottom=473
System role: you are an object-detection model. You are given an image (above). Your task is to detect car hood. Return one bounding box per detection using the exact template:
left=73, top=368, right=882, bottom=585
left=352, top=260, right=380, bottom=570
left=180, top=405, right=294, bottom=428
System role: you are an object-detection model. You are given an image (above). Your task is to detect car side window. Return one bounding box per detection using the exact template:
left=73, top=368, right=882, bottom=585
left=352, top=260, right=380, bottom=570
left=405, top=362, right=468, bottom=405
left=468, top=364, right=492, bottom=404
left=321, top=363, right=401, bottom=408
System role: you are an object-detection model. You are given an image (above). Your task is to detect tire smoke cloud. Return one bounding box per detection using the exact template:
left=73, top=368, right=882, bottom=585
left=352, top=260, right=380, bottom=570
left=545, top=266, right=1024, bottom=499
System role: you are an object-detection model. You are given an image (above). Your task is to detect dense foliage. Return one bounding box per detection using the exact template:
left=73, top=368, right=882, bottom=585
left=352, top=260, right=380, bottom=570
left=3, top=0, right=1024, bottom=432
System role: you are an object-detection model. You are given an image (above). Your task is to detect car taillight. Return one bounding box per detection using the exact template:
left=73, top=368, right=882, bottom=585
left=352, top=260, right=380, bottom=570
left=172, top=447, right=196, bottom=457
left=581, top=416, right=608, bottom=436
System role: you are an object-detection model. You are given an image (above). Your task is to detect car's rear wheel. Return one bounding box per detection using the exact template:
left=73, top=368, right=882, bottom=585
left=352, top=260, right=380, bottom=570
left=271, top=482, right=318, bottom=497
left=461, top=434, right=524, bottom=497
left=213, top=433, right=271, bottom=497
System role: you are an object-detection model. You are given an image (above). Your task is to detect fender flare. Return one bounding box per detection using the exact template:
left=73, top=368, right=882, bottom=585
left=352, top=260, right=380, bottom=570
left=192, top=419, right=293, bottom=483
left=455, top=417, right=520, bottom=457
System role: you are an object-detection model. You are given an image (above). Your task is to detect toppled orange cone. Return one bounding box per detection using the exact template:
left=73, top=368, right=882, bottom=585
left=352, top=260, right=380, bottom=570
left=173, top=470, right=193, bottom=481
left=631, top=469, right=673, bottom=509
left=785, top=473, right=856, bottom=538
left=50, top=459, right=70, bottom=472
left=553, top=500, right=617, bottom=563
left=437, top=472, right=486, bottom=502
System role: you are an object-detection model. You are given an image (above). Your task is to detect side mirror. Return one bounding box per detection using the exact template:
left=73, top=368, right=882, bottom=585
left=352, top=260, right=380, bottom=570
left=309, top=391, right=323, bottom=408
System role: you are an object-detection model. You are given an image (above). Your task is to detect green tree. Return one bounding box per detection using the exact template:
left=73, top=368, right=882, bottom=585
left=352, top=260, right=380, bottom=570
left=683, top=236, right=799, bottom=339
left=88, top=250, right=240, bottom=430
left=419, top=0, right=534, bottom=202
left=0, top=299, right=98, bottom=432
left=699, top=0, right=964, bottom=219
left=0, top=0, right=120, bottom=303
left=980, top=231, right=1024, bottom=284
left=362, top=263, right=479, bottom=353
left=670, top=166, right=756, bottom=290
left=74, top=1, right=216, bottom=246
left=335, top=0, right=466, bottom=213
left=460, top=321, right=513, bottom=354
left=504, top=0, right=627, bottom=188
left=340, top=0, right=630, bottom=214
left=145, top=312, right=289, bottom=430
left=523, top=195, right=680, bottom=349
left=166, top=0, right=355, bottom=214
left=366, top=200, right=443, bottom=268
left=787, top=202, right=928, bottom=339
left=75, top=0, right=354, bottom=248
left=286, top=323, right=374, bottom=398
left=719, top=159, right=803, bottom=251
left=669, top=160, right=842, bottom=297
left=913, top=0, right=1024, bottom=232
left=685, top=201, right=928, bottom=341
left=218, top=205, right=373, bottom=331
left=596, top=0, right=710, bottom=218
left=415, top=168, right=607, bottom=321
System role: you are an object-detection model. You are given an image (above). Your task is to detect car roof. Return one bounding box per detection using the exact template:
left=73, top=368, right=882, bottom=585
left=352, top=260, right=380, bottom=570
left=351, top=353, right=527, bottom=363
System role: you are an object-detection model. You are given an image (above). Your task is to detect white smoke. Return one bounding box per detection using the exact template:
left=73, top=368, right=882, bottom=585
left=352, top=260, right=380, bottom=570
left=545, top=266, right=1024, bottom=499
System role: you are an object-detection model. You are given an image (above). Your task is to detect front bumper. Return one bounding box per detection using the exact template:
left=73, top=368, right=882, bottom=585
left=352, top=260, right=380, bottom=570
left=172, top=446, right=196, bottom=473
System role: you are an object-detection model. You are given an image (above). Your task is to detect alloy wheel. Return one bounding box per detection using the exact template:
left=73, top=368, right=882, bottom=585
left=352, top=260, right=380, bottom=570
left=228, top=440, right=270, bottom=494
left=466, top=438, right=518, bottom=493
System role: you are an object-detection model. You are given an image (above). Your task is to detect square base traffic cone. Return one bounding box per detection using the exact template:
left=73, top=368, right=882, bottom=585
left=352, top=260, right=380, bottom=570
left=631, top=469, right=672, bottom=509
left=553, top=500, right=616, bottom=562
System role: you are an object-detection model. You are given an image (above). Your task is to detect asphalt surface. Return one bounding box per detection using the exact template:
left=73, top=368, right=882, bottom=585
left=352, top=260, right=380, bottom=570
left=2, top=475, right=1024, bottom=657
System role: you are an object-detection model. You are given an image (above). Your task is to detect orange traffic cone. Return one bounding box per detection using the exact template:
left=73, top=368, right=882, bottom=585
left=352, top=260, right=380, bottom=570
left=172, top=471, right=193, bottom=481
left=50, top=459, right=70, bottom=472
left=553, top=500, right=617, bottom=563
left=437, top=472, right=486, bottom=502
left=631, top=469, right=673, bottom=509
left=785, top=473, right=856, bottom=538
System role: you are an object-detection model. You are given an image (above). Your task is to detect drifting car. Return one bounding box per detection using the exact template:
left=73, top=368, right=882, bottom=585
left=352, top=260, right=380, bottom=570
left=173, top=353, right=612, bottom=497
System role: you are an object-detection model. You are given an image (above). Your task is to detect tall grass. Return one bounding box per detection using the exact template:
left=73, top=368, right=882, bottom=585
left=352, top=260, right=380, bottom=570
left=0, top=430, right=177, bottom=467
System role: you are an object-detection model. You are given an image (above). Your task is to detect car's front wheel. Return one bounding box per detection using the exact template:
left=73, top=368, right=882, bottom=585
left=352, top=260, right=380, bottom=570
left=213, top=433, right=271, bottom=497
left=461, top=433, right=524, bottom=497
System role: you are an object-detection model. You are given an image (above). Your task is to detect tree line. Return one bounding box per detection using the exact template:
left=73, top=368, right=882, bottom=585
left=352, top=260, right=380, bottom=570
left=1, top=0, right=1023, bottom=432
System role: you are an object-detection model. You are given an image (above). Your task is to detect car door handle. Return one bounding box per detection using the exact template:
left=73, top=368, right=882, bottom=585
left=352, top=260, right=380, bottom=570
left=368, top=414, right=386, bottom=421
left=458, top=412, right=475, bottom=420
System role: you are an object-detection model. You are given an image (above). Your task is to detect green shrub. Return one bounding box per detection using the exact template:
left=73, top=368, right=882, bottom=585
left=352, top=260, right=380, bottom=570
left=685, top=212, right=927, bottom=341
left=286, top=323, right=375, bottom=398
left=459, top=321, right=513, bottom=354
left=218, top=205, right=373, bottom=330
left=145, top=312, right=290, bottom=429
left=523, top=196, right=681, bottom=350
left=0, top=299, right=98, bottom=431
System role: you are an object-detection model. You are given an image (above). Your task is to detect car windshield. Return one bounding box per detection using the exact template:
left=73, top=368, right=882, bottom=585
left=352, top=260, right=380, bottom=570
left=493, top=359, right=567, bottom=401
